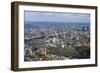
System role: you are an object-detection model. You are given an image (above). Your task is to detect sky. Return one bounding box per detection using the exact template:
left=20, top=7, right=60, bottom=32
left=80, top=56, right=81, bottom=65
left=24, top=11, right=90, bottom=23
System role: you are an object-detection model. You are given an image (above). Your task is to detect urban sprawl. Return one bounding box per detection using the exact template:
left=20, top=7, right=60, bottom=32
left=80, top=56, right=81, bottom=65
left=24, top=22, right=90, bottom=61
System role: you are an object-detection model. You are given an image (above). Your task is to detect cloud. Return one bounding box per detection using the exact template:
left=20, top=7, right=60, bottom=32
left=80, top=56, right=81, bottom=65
left=25, top=11, right=90, bottom=23
left=43, top=13, right=53, bottom=16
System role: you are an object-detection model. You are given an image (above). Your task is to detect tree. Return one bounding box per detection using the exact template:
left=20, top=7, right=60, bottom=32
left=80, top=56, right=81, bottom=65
left=75, top=46, right=90, bottom=59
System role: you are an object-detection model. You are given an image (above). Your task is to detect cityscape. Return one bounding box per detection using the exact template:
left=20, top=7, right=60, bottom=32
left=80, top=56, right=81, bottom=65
left=24, top=11, right=90, bottom=61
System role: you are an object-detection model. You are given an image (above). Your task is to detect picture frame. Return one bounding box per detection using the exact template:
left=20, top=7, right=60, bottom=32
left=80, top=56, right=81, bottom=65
left=11, top=1, right=97, bottom=71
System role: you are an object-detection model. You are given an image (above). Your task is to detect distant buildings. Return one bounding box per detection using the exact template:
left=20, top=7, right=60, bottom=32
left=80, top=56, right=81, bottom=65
left=24, top=23, right=90, bottom=61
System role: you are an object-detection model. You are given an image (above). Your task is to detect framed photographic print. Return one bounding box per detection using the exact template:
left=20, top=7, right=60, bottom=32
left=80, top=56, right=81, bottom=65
left=11, top=1, right=97, bottom=71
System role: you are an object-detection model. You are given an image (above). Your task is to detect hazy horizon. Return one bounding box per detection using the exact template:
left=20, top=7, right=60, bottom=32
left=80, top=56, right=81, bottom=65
left=24, top=11, right=90, bottom=23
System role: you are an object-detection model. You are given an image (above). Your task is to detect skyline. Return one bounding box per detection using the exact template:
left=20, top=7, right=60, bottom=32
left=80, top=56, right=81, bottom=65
left=24, top=11, right=90, bottom=23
